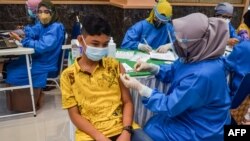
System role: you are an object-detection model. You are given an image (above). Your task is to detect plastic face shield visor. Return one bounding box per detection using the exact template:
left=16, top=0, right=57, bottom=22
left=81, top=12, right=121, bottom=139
left=153, top=6, right=171, bottom=24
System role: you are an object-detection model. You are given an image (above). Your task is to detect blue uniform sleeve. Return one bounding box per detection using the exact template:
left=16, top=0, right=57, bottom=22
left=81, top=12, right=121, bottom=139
left=229, top=23, right=240, bottom=40
left=155, top=64, right=174, bottom=83
left=21, top=24, right=63, bottom=54
left=142, top=73, right=208, bottom=118
left=224, top=43, right=242, bottom=72
left=121, top=21, right=144, bottom=50
left=23, top=22, right=41, bottom=39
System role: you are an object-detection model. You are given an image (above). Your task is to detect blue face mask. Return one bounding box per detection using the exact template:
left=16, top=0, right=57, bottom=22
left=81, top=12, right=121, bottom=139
left=82, top=36, right=108, bottom=61
left=28, top=9, right=36, bottom=18
left=85, top=46, right=108, bottom=61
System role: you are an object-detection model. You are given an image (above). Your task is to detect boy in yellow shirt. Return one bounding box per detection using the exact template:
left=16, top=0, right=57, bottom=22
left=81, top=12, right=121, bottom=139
left=60, top=14, right=152, bottom=141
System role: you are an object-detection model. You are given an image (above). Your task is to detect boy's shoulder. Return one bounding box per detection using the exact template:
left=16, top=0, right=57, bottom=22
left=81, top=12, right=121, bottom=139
left=61, top=64, right=75, bottom=77
left=102, top=57, right=120, bottom=68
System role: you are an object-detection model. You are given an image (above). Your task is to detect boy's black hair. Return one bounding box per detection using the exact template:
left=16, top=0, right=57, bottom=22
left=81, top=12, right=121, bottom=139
left=81, top=14, right=111, bottom=36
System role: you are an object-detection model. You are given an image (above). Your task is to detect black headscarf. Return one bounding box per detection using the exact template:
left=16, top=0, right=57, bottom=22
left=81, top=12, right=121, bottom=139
left=243, top=10, right=250, bottom=28
left=38, top=0, right=58, bottom=26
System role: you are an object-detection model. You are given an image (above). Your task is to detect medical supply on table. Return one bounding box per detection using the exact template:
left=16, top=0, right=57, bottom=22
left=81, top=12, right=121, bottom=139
left=115, top=51, right=134, bottom=59
left=108, top=37, right=116, bottom=57
left=71, top=39, right=82, bottom=60
left=149, top=50, right=175, bottom=61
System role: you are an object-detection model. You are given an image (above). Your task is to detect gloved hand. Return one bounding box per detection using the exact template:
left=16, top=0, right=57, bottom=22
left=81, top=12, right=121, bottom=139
left=138, top=43, right=152, bottom=53
left=120, top=74, right=152, bottom=97
left=156, top=43, right=172, bottom=53
left=9, top=32, right=22, bottom=41
left=134, top=61, right=159, bottom=75
left=227, top=38, right=239, bottom=47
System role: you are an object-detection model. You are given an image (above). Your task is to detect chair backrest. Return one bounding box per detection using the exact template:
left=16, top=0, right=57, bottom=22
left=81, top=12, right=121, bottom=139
left=231, top=73, right=250, bottom=109
left=47, top=32, right=68, bottom=78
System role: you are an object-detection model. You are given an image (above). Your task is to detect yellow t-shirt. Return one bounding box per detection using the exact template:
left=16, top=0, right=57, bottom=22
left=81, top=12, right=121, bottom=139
left=60, top=57, right=139, bottom=141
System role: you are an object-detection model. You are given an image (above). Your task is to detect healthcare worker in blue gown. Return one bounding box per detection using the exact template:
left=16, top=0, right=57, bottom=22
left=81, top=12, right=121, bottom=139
left=121, top=0, right=175, bottom=53
left=214, top=2, right=240, bottom=47
left=7, top=1, right=65, bottom=89
left=224, top=40, right=250, bottom=95
left=223, top=40, right=250, bottom=125
left=120, top=13, right=231, bottom=141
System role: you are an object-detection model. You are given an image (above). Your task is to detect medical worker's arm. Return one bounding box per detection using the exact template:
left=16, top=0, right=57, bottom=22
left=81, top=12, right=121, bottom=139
left=228, top=24, right=240, bottom=46
left=142, top=74, right=208, bottom=118
left=134, top=61, right=174, bottom=83
left=155, top=64, right=175, bottom=83
left=60, top=72, right=111, bottom=141
left=23, top=23, right=41, bottom=39
left=117, top=64, right=133, bottom=141
left=156, top=24, right=176, bottom=53
left=21, top=24, right=63, bottom=54
left=224, top=43, right=242, bottom=72
left=121, top=22, right=146, bottom=50
left=156, top=43, right=171, bottom=53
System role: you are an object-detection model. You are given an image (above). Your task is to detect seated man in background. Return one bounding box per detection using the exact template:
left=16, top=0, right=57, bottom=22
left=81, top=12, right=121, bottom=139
left=60, top=14, right=152, bottom=141
left=214, top=2, right=240, bottom=47
left=121, top=0, right=175, bottom=53
left=6, top=0, right=65, bottom=111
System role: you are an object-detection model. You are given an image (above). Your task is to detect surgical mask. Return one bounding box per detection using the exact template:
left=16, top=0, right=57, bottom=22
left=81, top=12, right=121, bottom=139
left=28, top=9, right=36, bottom=18
left=82, top=36, right=108, bottom=61
left=38, top=13, right=52, bottom=25
left=153, top=19, right=165, bottom=28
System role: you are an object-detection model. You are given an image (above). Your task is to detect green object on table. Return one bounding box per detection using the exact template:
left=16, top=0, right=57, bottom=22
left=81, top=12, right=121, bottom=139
left=117, top=58, right=152, bottom=76
left=117, top=49, right=167, bottom=77
left=68, top=48, right=169, bottom=77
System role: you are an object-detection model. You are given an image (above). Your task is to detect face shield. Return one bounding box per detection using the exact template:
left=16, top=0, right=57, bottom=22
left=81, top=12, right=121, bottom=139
left=153, top=6, right=171, bottom=28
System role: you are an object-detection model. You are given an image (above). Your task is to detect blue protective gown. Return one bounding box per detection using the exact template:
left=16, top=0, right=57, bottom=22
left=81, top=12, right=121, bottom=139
left=224, top=41, right=250, bottom=95
left=6, top=22, right=65, bottom=88
left=229, top=22, right=238, bottom=39
left=121, top=20, right=175, bottom=50
left=142, top=58, right=231, bottom=141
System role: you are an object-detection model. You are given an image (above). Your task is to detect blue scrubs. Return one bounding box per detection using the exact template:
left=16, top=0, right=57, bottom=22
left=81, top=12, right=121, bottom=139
left=224, top=41, right=250, bottom=95
left=121, top=20, right=175, bottom=50
left=229, top=22, right=238, bottom=39
left=6, top=22, right=65, bottom=88
left=142, top=58, right=231, bottom=141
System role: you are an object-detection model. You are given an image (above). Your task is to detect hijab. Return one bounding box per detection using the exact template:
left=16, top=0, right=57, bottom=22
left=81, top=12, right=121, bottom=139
left=173, top=13, right=229, bottom=63
left=146, top=0, right=172, bottom=24
left=38, top=0, right=59, bottom=26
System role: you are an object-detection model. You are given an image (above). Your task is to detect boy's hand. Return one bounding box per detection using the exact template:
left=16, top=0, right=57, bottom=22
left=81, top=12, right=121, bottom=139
left=116, top=130, right=131, bottom=141
left=95, top=134, right=111, bottom=141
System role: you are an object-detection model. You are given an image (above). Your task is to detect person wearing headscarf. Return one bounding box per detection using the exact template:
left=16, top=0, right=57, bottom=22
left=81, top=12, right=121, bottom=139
left=121, top=0, right=175, bottom=53
left=214, top=2, right=240, bottom=47
left=120, top=13, right=231, bottom=141
left=6, top=0, right=65, bottom=109
left=25, top=0, right=41, bottom=26
left=237, top=8, right=250, bottom=40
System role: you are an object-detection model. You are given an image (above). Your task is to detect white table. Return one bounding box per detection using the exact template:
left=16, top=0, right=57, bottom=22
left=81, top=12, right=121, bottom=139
left=0, top=47, right=36, bottom=118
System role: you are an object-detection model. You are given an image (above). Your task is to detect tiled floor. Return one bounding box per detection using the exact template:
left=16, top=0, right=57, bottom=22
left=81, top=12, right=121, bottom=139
left=0, top=88, right=71, bottom=141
